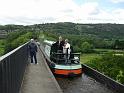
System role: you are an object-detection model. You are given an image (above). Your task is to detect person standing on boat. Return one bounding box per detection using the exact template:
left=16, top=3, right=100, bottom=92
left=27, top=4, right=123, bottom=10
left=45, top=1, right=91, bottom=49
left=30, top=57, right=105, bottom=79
left=56, top=36, right=65, bottom=53
left=63, top=39, right=71, bottom=64
left=63, top=39, right=71, bottom=54
left=28, top=39, right=38, bottom=64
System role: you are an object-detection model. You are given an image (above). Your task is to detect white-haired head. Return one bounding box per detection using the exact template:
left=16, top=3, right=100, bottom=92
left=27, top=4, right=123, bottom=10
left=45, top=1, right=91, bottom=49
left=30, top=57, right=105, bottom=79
left=30, top=39, right=34, bottom=43
left=65, top=39, right=68, bottom=43
left=59, top=36, right=62, bottom=41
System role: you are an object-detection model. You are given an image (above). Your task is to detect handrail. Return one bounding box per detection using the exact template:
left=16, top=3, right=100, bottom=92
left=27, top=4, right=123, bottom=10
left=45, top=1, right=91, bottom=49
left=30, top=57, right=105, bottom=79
left=82, top=64, right=124, bottom=93
left=0, top=42, right=29, bottom=93
left=0, top=42, right=29, bottom=61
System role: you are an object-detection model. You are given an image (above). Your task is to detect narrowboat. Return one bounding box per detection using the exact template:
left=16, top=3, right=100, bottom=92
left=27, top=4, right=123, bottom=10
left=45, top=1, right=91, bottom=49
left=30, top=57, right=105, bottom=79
left=44, top=40, right=82, bottom=77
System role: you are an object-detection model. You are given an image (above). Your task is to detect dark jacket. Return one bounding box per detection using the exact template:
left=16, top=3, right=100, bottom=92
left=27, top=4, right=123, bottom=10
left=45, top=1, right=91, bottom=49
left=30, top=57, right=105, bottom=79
left=28, top=42, right=37, bottom=53
left=55, top=40, right=65, bottom=51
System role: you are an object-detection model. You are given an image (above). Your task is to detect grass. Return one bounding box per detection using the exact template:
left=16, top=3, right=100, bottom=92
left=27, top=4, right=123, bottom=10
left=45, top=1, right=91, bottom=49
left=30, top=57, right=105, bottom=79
left=80, top=48, right=124, bottom=64
left=95, top=49, right=124, bottom=54
left=80, top=53, right=101, bottom=64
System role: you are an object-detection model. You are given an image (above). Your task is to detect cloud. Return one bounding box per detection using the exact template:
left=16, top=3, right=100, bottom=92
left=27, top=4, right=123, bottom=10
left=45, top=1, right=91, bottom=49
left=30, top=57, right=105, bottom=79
left=0, top=0, right=79, bottom=24
left=110, top=0, right=124, bottom=3
left=111, top=8, right=124, bottom=23
left=81, top=2, right=99, bottom=15
left=0, top=0, right=124, bottom=25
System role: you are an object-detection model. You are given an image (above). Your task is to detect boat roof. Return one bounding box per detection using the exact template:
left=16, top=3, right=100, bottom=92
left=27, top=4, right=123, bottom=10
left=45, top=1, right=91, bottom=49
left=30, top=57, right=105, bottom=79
left=44, top=40, right=55, bottom=46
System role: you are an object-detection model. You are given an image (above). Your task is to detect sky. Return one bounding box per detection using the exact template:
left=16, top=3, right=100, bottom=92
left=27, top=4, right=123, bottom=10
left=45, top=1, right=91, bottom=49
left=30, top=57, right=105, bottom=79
left=0, top=0, right=124, bottom=25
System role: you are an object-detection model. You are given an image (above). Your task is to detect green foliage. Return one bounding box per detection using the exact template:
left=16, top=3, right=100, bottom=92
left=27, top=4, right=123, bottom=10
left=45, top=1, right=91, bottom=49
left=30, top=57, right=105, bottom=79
left=73, top=45, right=81, bottom=52
left=10, top=32, right=31, bottom=48
left=31, top=31, right=39, bottom=39
left=86, top=53, right=124, bottom=84
left=43, top=32, right=58, bottom=41
left=4, top=31, right=26, bottom=53
left=0, top=39, right=5, bottom=55
left=4, top=32, right=34, bottom=53
left=116, top=70, right=124, bottom=83
left=1, top=23, right=124, bottom=51
left=114, top=40, right=124, bottom=49
left=6, top=31, right=26, bottom=42
left=80, top=54, right=100, bottom=64
left=38, top=23, right=124, bottom=39
left=38, top=23, right=124, bottom=50
left=81, top=42, right=94, bottom=53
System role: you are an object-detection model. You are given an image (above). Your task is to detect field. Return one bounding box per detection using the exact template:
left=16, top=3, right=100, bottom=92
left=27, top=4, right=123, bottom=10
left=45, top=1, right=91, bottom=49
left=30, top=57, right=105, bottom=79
left=80, top=49, right=124, bottom=64
left=80, top=53, right=100, bottom=64
left=95, top=49, right=124, bottom=54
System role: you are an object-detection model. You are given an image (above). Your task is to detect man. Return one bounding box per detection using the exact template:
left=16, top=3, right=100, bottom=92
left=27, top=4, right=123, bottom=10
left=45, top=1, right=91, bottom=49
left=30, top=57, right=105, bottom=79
left=28, top=39, right=38, bottom=64
left=55, top=36, right=65, bottom=52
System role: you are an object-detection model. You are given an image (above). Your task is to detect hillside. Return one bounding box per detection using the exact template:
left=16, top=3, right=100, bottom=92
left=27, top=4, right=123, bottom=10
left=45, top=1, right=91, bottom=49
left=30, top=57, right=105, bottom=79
left=0, top=23, right=124, bottom=40
left=39, top=23, right=124, bottom=40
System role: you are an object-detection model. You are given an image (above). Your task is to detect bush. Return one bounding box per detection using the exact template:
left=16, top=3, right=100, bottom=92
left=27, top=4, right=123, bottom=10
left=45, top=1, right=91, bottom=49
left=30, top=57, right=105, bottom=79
left=86, top=53, right=124, bottom=84
left=81, top=42, right=94, bottom=53
left=73, top=45, right=81, bottom=52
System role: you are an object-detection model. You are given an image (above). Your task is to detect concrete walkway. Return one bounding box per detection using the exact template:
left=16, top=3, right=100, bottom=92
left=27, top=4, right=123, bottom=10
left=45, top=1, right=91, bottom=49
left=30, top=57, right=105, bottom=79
left=20, top=49, right=62, bottom=93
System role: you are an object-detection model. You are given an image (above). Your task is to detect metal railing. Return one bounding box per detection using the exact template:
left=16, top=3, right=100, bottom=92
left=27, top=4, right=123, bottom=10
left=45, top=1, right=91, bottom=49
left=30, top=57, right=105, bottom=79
left=82, top=64, right=124, bottom=93
left=0, top=42, right=29, bottom=93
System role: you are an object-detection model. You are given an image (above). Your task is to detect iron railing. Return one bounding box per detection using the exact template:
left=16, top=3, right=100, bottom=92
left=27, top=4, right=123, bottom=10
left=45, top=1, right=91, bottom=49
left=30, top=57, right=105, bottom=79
left=0, top=42, right=29, bottom=93
left=82, top=64, right=124, bottom=93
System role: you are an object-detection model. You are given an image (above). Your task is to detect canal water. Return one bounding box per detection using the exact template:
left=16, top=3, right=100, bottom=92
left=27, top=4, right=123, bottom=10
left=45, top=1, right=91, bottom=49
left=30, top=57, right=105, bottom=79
left=56, top=74, right=114, bottom=93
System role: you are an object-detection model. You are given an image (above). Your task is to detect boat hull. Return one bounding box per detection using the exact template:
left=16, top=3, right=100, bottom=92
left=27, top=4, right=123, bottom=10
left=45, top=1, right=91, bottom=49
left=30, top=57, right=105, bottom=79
left=50, top=64, right=82, bottom=77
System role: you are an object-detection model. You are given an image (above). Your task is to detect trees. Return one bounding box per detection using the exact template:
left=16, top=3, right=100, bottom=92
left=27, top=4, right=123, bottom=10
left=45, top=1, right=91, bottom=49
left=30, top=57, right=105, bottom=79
left=86, top=53, right=124, bottom=84
left=81, top=42, right=94, bottom=53
left=114, top=40, right=124, bottom=49
left=4, top=31, right=35, bottom=53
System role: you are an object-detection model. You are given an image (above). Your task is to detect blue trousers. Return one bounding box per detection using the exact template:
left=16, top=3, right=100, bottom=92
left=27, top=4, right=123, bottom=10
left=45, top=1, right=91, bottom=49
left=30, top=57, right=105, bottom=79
left=30, top=52, right=37, bottom=64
